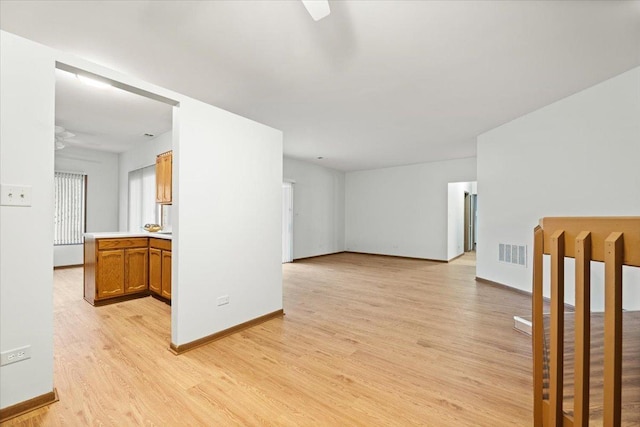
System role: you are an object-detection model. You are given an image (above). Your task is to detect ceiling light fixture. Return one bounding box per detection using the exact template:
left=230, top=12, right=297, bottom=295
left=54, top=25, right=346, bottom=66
left=76, top=74, right=112, bottom=89
left=301, top=0, right=330, bottom=21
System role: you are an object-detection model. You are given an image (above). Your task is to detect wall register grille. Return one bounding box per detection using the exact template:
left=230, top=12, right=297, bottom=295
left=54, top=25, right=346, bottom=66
left=499, top=243, right=527, bottom=267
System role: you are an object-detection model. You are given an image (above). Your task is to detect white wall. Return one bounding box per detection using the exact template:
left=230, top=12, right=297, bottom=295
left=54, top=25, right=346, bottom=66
left=54, top=146, right=119, bottom=266
left=173, top=99, right=282, bottom=345
left=118, top=130, right=172, bottom=231
left=283, top=157, right=345, bottom=259
left=447, top=181, right=473, bottom=261
left=0, top=30, right=283, bottom=409
left=345, top=157, right=477, bottom=261
left=1, top=31, right=55, bottom=409
left=477, top=66, right=640, bottom=310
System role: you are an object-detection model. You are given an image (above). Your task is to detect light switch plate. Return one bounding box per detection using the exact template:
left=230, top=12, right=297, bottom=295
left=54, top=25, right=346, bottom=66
left=0, top=184, right=32, bottom=206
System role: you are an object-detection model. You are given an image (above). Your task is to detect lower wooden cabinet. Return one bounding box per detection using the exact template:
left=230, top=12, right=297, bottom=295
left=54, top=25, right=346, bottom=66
left=149, top=248, right=162, bottom=294
left=161, top=250, right=172, bottom=299
left=84, top=236, right=165, bottom=306
left=149, top=238, right=172, bottom=301
left=96, top=249, right=125, bottom=299
left=125, top=248, right=148, bottom=294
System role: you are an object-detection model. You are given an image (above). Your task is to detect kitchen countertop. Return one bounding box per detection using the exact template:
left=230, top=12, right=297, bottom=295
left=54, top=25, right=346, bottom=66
left=84, top=231, right=172, bottom=240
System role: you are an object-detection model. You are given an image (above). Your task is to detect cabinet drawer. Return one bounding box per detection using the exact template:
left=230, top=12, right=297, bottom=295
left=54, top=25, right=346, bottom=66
left=149, top=238, right=172, bottom=251
left=97, top=238, right=148, bottom=250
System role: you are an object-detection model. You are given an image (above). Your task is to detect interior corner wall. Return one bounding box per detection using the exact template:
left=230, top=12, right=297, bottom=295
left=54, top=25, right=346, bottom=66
left=476, top=66, right=640, bottom=310
left=345, top=157, right=477, bottom=261
left=0, top=31, right=55, bottom=409
left=118, top=131, right=172, bottom=231
left=54, top=146, right=119, bottom=266
left=283, top=157, right=345, bottom=259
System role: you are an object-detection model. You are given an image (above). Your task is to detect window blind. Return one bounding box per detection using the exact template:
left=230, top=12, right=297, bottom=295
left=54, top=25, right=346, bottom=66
left=128, top=165, right=156, bottom=231
left=54, top=171, right=86, bottom=245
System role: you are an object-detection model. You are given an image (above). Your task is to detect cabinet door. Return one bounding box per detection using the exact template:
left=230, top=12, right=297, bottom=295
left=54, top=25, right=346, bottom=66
left=155, top=155, right=165, bottom=203
left=161, top=250, right=172, bottom=300
left=163, top=153, right=172, bottom=203
left=125, top=248, right=148, bottom=293
left=149, top=248, right=162, bottom=295
left=96, top=249, right=125, bottom=299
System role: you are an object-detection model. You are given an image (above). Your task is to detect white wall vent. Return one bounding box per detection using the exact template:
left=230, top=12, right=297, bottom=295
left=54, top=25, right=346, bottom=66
left=498, top=243, right=527, bottom=267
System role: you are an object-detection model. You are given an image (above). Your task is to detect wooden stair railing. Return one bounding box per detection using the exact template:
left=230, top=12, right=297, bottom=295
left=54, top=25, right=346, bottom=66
left=532, top=217, right=640, bottom=427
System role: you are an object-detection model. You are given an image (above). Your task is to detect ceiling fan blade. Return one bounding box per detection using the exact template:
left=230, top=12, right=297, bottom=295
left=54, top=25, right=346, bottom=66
left=301, top=0, right=330, bottom=21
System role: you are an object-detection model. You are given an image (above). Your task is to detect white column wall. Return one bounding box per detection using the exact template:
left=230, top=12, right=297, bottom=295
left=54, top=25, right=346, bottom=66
left=1, top=31, right=56, bottom=409
left=172, top=100, right=283, bottom=345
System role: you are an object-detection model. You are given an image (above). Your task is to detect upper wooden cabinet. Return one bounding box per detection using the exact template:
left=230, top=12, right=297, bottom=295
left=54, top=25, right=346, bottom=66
left=156, top=151, right=173, bottom=204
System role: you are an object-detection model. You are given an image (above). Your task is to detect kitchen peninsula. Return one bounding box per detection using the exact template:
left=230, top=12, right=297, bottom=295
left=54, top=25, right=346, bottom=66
left=83, top=232, right=172, bottom=306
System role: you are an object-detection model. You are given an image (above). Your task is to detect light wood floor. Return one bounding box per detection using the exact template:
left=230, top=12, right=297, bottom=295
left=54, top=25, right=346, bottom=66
left=545, top=312, right=640, bottom=425
left=4, top=252, right=536, bottom=426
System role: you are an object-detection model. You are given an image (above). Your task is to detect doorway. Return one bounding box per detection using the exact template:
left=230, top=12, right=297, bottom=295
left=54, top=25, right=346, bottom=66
left=463, top=192, right=478, bottom=252
left=447, top=181, right=477, bottom=262
left=282, top=182, right=293, bottom=263
left=53, top=62, right=177, bottom=341
left=53, top=65, right=174, bottom=266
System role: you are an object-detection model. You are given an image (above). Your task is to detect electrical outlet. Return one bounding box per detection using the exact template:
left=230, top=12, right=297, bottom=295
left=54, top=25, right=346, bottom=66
left=0, top=345, right=31, bottom=366
left=216, top=295, right=229, bottom=306
left=0, top=184, right=32, bottom=207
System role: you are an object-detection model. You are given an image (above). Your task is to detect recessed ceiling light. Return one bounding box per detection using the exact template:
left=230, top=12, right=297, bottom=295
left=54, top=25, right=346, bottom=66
left=76, top=74, right=112, bottom=89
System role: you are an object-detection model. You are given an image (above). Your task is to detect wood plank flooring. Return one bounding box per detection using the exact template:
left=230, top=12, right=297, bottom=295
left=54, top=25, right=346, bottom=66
left=4, top=252, right=536, bottom=426
left=544, top=312, right=640, bottom=425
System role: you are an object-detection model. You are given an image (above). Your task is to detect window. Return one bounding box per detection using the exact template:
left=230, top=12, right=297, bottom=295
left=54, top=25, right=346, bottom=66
left=54, top=172, right=87, bottom=245
left=128, top=165, right=156, bottom=231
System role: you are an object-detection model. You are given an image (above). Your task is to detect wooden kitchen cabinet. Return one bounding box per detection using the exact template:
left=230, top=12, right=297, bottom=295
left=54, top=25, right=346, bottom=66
left=161, top=250, right=172, bottom=299
left=85, top=237, right=149, bottom=305
left=149, top=238, right=172, bottom=302
left=156, top=151, right=172, bottom=204
left=125, top=248, right=148, bottom=294
left=149, top=248, right=162, bottom=294
left=96, top=249, right=124, bottom=299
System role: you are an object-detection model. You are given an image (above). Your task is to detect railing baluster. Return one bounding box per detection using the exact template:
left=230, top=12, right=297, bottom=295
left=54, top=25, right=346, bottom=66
left=550, top=230, right=565, bottom=426
left=603, top=232, right=623, bottom=427
left=574, top=232, right=591, bottom=426
left=533, top=226, right=544, bottom=426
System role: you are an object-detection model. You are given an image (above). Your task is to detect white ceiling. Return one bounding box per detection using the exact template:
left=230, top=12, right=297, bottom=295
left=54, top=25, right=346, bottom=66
left=1, top=1, right=639, bottom=171
left=55, top=68, right=173, bottom=153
